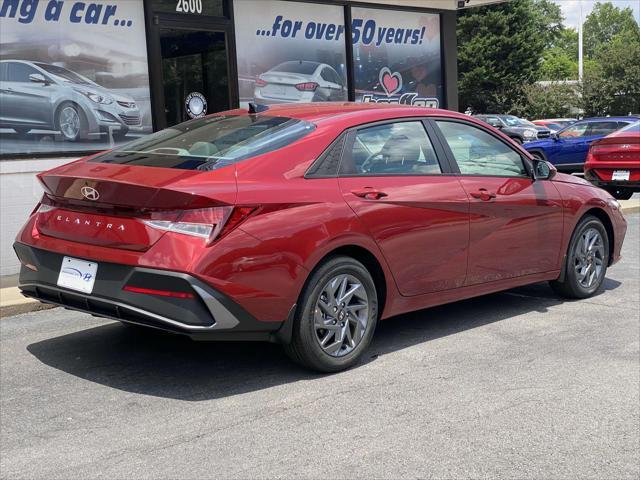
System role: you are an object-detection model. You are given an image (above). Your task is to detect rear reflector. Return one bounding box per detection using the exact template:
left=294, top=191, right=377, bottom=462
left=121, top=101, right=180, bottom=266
left=123, top=285, right=195, bottom=299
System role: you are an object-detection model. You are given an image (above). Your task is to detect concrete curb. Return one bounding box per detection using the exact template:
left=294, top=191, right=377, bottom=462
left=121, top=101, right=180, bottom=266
left=1, top=204, right=638, bottom=319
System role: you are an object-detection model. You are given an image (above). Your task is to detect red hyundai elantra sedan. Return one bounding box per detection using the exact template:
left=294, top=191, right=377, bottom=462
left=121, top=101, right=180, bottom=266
left=14, top=103, right=627, bottom=372
left=584, top=120, right=640, bottom=200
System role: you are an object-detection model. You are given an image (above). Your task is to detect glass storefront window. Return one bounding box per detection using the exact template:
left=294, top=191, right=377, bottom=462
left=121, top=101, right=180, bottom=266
left=233, top=0, right=347, bottom=108
left=351, top=7, right=443, bottom=108
left=0, top=0, right=152, bottom=156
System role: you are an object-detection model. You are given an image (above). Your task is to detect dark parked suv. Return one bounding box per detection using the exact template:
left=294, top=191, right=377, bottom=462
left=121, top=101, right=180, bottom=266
left=475, top=114, right=550, bottom=144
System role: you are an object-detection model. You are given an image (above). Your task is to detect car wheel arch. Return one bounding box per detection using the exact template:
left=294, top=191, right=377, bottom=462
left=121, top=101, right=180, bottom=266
left=55, top=100, right=88, bottom=138
left=582, top=208, right=615, bottom=265
left=302, top=244, right=389, bottom=320
left=528, top=149, right=547, bottom=161
left=559, top=207, right=615, bottom=283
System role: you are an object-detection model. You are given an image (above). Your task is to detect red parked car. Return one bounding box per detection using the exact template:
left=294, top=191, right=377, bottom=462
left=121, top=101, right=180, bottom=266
left=14, top=103, right=627, bottom=372
left=585, top=120, right=640, bottom=200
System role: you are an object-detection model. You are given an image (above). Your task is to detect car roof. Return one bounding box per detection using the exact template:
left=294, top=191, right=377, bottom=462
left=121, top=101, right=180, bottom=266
left=577, top=116, right=640, bottom=122
left=224, top=102, right=469, bottom=126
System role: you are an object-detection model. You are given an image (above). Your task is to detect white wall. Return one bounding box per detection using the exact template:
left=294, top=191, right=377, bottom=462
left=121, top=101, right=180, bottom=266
left=0, top=158, right=75, bottom=277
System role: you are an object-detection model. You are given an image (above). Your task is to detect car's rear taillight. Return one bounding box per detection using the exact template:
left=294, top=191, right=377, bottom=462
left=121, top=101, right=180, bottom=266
left=142, top=206, right=255, bottom=245
left=255, top=78, right=267, bottom=87
left=295, top=82, right=319, bottom=92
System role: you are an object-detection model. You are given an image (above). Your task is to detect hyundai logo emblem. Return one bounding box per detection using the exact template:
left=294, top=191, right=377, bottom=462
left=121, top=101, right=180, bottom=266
left=81, top=186, right=99, bottom=201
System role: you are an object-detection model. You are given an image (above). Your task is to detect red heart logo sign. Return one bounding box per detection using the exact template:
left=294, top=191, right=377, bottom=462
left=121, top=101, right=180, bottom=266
left=379, top=67, right=402, bottom=96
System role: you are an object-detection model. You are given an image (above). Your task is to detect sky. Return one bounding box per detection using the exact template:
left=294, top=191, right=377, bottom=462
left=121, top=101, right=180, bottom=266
left=552, top=0, right=640, bottom=28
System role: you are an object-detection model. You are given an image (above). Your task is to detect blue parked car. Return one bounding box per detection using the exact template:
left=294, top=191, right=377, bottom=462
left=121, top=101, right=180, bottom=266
left=524, top=116, right=639, bottom=172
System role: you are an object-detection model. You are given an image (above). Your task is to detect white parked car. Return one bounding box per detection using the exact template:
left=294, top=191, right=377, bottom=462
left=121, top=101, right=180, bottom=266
left=254, top=61, right=347, bottom=104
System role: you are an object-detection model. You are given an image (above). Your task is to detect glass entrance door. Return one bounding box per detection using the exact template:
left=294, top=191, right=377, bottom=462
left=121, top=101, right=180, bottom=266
left=158, top=29, right=230, bottom=127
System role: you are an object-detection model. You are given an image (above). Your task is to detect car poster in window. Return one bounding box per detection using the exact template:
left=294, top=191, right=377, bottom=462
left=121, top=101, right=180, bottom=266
left=351, top=7, right=442, bottom=108
left=0, top=0, right=152, bottom=156
left=234, top=0, right=347, bottom=108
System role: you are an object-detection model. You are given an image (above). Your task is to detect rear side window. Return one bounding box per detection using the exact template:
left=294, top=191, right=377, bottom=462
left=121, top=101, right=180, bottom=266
left=617, top=121, right=640, bottom=133
left=586, top=121, right=620, bottom=136
left=341, top=121, right=442, bottom=176
left=90, top=115, right=315, bottom=171
left=436, top=121, right=527, bottom=177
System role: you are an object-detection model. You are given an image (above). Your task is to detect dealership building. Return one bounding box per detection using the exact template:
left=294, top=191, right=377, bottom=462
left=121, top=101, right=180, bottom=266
left=0, top=0, right=499, bottom=279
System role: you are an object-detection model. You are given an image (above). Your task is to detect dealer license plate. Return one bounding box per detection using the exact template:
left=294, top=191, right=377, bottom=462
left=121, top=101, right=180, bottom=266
left=57, top=256, right=98, bottom=294
left=612, top=170, right=630, bottom=181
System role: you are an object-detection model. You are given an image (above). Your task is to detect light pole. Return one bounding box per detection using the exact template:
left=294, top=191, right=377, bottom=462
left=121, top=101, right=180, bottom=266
left=578, top=0, right=584, bottom=81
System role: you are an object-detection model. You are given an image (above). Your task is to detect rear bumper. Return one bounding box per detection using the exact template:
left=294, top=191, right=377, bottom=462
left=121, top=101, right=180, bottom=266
left=14, top=243, right=287, bottom=341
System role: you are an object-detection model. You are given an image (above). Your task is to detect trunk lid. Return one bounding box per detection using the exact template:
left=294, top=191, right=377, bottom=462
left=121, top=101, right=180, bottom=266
left=35, top=161, right=237, bottom=250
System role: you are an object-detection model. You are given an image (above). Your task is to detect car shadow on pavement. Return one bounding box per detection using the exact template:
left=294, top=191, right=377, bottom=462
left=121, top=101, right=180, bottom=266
left=26, top=279, right=621, bottom=401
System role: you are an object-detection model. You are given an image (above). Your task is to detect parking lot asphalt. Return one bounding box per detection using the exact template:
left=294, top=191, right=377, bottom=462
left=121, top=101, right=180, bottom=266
left=1, top=215, right=638, bottom=480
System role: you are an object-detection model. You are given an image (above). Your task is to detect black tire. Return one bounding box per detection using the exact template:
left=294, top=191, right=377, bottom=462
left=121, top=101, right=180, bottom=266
left=112, top=128, right=129, bottom=141
left=56, top=102, right=87, bottom=142
left=605, top=187, right=634, bottom=200
left=284, top=256, right=378, bottom=372
left=550, top=215, right=609, bottom=299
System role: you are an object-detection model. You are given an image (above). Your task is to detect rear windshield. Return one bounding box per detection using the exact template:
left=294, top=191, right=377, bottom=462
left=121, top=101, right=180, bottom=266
left=90, top=115, right=315, bottom=171
left=618, top=120, right=640, bottom=133
left=271, top=61, right=319, bottom=75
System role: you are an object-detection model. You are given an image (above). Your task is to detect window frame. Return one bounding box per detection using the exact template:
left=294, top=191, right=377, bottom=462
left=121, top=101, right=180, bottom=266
left=340, top=118, right=456, bottom=178
left=6, top=62, right=40, bottom=83
left=429, top=117, right=533, bottom=179
left=304, top=117, right=457, bottom=179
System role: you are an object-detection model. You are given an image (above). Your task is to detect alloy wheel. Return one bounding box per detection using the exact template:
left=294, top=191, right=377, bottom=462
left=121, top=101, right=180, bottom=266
left=313, top=274, right=370, bottom=357
left=59, top=106, right=80, bottom=139
left=574, top=227, right=605, bottom=289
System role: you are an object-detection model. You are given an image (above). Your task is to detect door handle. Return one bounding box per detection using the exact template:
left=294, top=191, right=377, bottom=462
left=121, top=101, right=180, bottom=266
left=351, top=188, right=388, bottom=200
left=470, top=189, right=496, bottom=201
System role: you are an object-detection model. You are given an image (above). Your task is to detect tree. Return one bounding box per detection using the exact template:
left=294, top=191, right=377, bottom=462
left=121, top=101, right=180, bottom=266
left=582, top=28, right=640, bottom=116
left=512, top=82, right=581, bottom=119
left=540, top=48, right=578, bottom=80
left=583, top=2, right=639, bottom=57
left=457, top=0, right=553, bottom=113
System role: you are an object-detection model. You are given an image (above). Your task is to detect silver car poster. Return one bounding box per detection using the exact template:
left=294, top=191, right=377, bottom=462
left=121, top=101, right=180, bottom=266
left=0, top=0, right=152, bottom=155
left=234, top=0, right=348, bottom=108
left=234, top=0, right=442, bottom=109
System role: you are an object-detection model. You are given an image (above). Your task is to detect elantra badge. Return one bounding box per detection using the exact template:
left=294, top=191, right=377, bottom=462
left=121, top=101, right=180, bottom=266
left=81, top=186, right=99, bottom=201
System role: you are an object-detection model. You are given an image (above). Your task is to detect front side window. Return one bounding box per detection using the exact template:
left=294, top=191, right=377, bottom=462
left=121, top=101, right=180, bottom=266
left=436, top=121, right=527, bottom=177
left=6, top=62, right=39, bottom=82
left=90, top=115, right=315, bottom=171
left=341, top=121, right=442, bottom=176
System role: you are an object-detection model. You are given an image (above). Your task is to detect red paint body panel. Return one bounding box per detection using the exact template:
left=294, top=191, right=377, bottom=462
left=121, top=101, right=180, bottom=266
left=584, top=126, right=640, bottom=189
left=15, top=103, right=628, bottom=329
left=457, top=177, right=564, bottom=284
left=338, top=175, right=469, bottom=295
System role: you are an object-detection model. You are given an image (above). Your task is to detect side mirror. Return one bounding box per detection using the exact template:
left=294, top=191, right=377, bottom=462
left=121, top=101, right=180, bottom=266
left=490, top=122, right=503, bottom=129
left=532, top=159, right=556, bottom=180
left=29, top=73, right=48, bottom=85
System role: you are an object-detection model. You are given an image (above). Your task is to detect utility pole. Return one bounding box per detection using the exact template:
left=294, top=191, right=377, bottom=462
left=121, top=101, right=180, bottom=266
left=578, top=0, right=584, bottom=81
